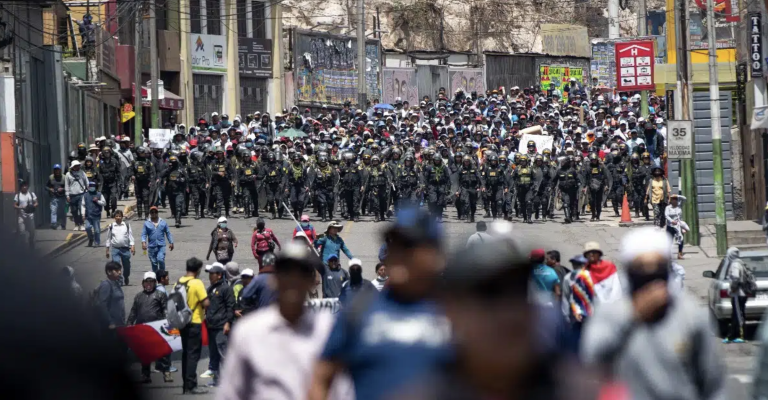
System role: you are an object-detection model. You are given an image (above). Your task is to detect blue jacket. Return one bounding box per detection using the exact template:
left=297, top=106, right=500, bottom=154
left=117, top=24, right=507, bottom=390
left=314, top=234, right=353, bottom=262
left=141, top=218, right=174, bottom=247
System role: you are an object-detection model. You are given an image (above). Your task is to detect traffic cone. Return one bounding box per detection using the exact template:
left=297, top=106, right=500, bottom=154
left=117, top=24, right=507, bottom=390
left=620, top=193, right=632, bottom=223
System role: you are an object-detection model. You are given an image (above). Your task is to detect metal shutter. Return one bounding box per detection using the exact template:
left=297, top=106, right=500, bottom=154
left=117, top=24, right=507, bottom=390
left=193, top=74, right=224, bottom=121
left=239, top=76, right=268, bottom=116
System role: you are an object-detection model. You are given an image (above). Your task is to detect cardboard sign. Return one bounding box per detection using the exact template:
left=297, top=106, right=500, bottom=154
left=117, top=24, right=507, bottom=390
left=518, top=133, right=554, bottom=154
left=305, top=298, right=341, bottom=314
left=148, top=129, right=172, bottom=149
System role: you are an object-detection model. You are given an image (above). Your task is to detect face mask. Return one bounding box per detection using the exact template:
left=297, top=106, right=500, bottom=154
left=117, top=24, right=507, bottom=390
left=219, top=223, right=227, bottom=229
left=88, top=187, right=96, bottom=192
left=301, top=222, right=309, bottom=228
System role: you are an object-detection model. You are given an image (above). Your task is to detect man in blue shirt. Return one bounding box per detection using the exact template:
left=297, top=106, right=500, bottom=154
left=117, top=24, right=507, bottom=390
left=530, top=248, right=560, bottom=306
left=309, top=207, right=451, bottom=400
left=314, top=221, right=353, bottom=262
left=141, top=206, right=174, bottom=272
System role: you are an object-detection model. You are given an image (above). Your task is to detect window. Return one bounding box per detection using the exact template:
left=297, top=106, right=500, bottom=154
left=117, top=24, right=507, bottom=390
left=57, top=15, right=69, bottom=51
left=190, top=0, right=202, bottom=34
left=206, top=0, right=222, bottom=35
left=251, top=1, right=266, bottom=39
left=155, top=0, right=168, bottom=31
left=237, top=0, right=247, bottom=38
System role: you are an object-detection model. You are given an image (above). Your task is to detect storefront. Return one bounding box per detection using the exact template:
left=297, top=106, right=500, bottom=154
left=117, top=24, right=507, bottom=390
left=238, top=37, right=272, bottom=116
left=190, top=33, right=227, bottom=120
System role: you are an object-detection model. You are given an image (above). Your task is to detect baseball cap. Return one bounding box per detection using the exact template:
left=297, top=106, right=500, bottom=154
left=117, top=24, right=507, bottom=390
left=218, top=216, right=227, bottom=223
left=568, top=255, right=588, bottom=265
left=143, top=271, right=157, bottom=281
left=149, top=206, right=158, bottom=212
left=53, top=164, right=62, bottom=170
left=206, top=262, right=225, bottom=273
left=241, top=268, right=255, bottom=277
left=383, top=206, right=442, bottom=248
left=349, top=258, right=362, bottom=268
left=300, top=214, right=310, bottom=222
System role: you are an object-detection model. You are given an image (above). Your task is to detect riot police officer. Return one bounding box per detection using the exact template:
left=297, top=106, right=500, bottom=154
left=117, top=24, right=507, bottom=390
left=629, top=152, right=651, bottom=220
left=583, top=153, right=612, bottom=221
left=552, top=156, right=583, bottom=224
left=423, top=153, right=450, bottom=221
left=457, top=156, right=481, bottom=222
left=311, top=155, right=338, bottom=222
left=237, top=150, right=260, bottom=218
left=339, top=152, right=363, bottom=221
left=187, top=152, right=210, bottom=219
left=481, top=154, right=506, bottom=220
left=210, top=147, right=235, bottom=218
left=606, top=151, right=628, bottom=217
left=83, top=156, right=103, bottom=191
left=395, top=154, right=421, bottom=211
left=132, top=147, right=155, bottom=220
left=365, top=155, right=391, bottom=222
left=162, top=155, right=187, bottom=228
left=533, top=154, right=554, bottom=220
left=261, top=152, right=285, bottom=219
left=512, top=154, right=540, bottom=224
left=284, top=153, right=309, bottom=219
left=99, top=146, right=122, bottom=218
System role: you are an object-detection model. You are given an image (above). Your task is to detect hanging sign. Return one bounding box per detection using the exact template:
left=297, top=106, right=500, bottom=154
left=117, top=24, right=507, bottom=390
left=614, top=40, right=655, bottom=91
left=750, top=13, right=763, bottom=78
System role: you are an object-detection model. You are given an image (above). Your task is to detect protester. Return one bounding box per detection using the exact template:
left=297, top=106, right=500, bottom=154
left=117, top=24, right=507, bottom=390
left=14, top=180, right=38, bottom=248
left=664, top=194, right=688, bottom=259
left=546, top=250, right=569, bottom=282
left=96, top=261, right=126, bottom=329
left=79, top=181, right=106, bottom=248
left=105, top=210, right=135, bottom=285
left=569, top=241, right=621, bottom=325
left=65, top=159, right=88, bottom=231
left=314, top=221, right=354, bottom=262
left=239, top=252, right=278, bottom=315
left=141, top=206, right=174, bottom=272
left=560, top=254, right=587, bottom=354
left=177, top=257, right=209, bottom=394
left=723, top=247, right=748, bottom=344
left=530, top=248, right=559, bottom=306
left=251, top=217, right=280, bottom=267
left=582, top=227, right=726, bottom=400
left=318, top=254, right=349, bottom=299
left=294, top=214, right=318, bottom=242
left=372, top=263, right=388, bottom=291
left=466, top=220, right=492, bottom=247
left=47, top=164, right=67, bottom=230
left=218, top=243, right=354, bottom=400
left=645, top=164, right=671, bottom=228
left=126, top=271, right=172, bottom=383
left=205, top=263, right=235, bottom=387
left=338, top=258, right=377, bottom=305
left=309, top=207, right=450, bottom=400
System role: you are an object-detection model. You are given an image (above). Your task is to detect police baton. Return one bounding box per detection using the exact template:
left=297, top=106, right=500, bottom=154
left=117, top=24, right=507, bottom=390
left=281, top=200, right=321, bottom=257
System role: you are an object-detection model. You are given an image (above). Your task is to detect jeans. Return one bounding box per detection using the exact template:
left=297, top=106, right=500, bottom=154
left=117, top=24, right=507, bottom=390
left=111, top=247, right=132, bottom=280
left=148, top=245, right=166, bottom=272
left=69, top=194, right=84, bottom=226
left=728, top=296, right=748, bottom=340
left=18, top=214, right=35, bottom=247
left=207, top=327, right=228, bottom=383
left=85, top=216, right=101, bottom=245
left=50, top=197, right=66, bottom=228
left=180, top=323, right=203, bottom=391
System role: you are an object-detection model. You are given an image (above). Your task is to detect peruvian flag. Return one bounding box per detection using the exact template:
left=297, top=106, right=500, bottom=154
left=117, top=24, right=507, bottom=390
left=589, top=260, right=623, bottom=304
left=117, top=320, right=208, bottom=365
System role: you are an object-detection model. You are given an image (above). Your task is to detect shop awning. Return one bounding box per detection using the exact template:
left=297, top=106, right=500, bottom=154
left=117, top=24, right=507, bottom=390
left=133, top=85, right=185, bottom=110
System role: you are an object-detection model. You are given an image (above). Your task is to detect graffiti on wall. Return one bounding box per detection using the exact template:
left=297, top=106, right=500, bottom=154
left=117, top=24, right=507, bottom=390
left=294, top=32, right=381, bottom=106
left=382, top=68, right=419, bottom=105
left=539, top=65, right=584, bottom=91
left=449, top=69, right=485, bottom=96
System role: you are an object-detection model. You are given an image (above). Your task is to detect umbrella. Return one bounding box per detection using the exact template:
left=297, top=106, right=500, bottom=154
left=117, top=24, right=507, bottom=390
left=373, top=103, right=395, bottom=110
left=279, top=128, right=307, bottom=139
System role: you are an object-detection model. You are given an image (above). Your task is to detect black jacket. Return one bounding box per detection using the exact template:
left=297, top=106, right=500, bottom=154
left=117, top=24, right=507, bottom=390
left=206, top=280, right=235, bottom=329
left=127, top=289, right=167, bottom=325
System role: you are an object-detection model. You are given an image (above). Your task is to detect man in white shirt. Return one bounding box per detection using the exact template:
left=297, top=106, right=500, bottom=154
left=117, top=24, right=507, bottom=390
left=14, top=180, right=38, bottom=248
left=466, top=221, right=493, bottom=248
left=106, top=209, right=136, bottom=286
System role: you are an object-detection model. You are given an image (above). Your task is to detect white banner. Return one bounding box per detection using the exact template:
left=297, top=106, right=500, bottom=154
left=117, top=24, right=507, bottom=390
left=752, top=106, right=768, bottom=130
left=149, top=129, right=173, bottom=149
left=305, top=298, right=341, bottom=314
left=518, top=133, right=554, bottom=154
left=190, top=33, right=228, bottom=74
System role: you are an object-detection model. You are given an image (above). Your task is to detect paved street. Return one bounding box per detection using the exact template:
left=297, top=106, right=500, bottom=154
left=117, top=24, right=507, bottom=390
left=50, top=205, right=759, bottom=399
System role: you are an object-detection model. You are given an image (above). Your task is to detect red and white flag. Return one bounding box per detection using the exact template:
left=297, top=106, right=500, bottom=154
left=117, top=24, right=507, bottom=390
left=117, top=320, right=209, bottom=365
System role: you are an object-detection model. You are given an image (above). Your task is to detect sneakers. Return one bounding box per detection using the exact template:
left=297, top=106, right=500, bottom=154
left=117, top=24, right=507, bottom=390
left=200, top=369, right=214, bottom=378
left=733, top=338, right=746, bottom=343
left=722, top=338, right=730, bottom=343
left=183, top=387, right=209, bottom=395
left=163, top=372, right=173, bottom=382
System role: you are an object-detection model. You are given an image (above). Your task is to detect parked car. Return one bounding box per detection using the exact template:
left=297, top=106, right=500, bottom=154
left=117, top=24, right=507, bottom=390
left=702, top=249, right=768, bottom=336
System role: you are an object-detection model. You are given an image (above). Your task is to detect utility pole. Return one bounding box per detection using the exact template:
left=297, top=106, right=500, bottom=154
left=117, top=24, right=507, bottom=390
left=637, top=0, right=649, bottom=118
left=357, top=0, right=367, bottom=110
left=706, top=0, right=728, bottom=255
left=134, top=7, right=144, bottom=145
left=675, top=0, right=699, bottom=245
left=608, top=0, right=620, bottom=38
left=149, top=0, right=160, bottom=128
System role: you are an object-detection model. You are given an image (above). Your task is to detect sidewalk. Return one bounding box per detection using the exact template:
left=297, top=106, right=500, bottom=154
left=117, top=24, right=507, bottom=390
left=699, top=220, right=766, bottom=258
left=41, top=197, right=137, bottom=258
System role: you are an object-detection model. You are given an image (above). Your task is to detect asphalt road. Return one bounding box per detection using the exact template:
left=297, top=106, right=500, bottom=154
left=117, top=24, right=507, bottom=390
left=51, top=205, right=759, bottom=399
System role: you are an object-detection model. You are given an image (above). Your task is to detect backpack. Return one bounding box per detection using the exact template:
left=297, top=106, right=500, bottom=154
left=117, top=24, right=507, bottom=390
left=166, top=279, right=193, bottom=329
left=742, top=265, right=758, bottom=297
left=254, top=229, right=275, bottom=252
left=89, top=279, right=113, bottom=308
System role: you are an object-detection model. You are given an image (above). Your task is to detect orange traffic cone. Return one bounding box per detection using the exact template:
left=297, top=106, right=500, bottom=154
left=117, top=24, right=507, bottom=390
left=620, top=193, right=632, bottom=223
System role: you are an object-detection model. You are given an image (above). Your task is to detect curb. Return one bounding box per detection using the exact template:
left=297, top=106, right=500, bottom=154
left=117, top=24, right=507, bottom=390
left=618, top=220, right=656, bottom=227
left=46, top=203, right=136, bottom=259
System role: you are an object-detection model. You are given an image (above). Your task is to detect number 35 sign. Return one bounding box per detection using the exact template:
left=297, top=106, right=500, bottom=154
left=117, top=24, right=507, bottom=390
left=667, top=120, right=693, bottom=160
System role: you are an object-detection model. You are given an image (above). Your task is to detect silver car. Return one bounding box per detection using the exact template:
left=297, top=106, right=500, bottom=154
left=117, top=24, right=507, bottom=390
left=702, top=249, right=768, bottom=335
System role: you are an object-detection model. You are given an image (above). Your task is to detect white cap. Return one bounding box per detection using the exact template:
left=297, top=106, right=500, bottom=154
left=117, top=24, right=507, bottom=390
left=218, top=216, right=227, bottom=223
left=349, top=258, right=362, bottom=267
left=211, top=111, right=220, bottom=117
left=205, top=262, right=225, bottom=272
left=143, top=271, right=157, bottom=281
left=656, top=117, right=664, bottom=124
left=70, top=160, right=81, bottom=168
left=241, top=268, right=255, bottom=277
